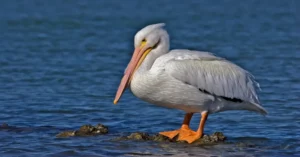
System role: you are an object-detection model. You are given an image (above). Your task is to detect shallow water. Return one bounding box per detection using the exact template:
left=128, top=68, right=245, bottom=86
left=0, top=0, right=299, bottom=156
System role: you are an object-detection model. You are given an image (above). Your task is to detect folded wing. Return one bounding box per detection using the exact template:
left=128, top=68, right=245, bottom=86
left=153, top=49, right=260, bottom=104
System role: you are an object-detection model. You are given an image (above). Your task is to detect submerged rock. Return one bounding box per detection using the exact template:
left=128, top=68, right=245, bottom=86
left=56, top=123, right=226, bottom=145
left=114, top=131, right=226, bottom=145
left=193, top=132, right=226, bottom=145
left=56, top=131, right=75, bottom=138
left=1, top=123, right=9, bottom=128
left=0, top=123, right=33, bottom=132
left=0, top=123, right=11, bottom=130
left=56, top=124, right=108, bottom=138
left=114, top=132, right=173, bottom=142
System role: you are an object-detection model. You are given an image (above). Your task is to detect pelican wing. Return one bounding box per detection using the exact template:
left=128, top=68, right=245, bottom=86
left=154, top=49, right=260, bottom=104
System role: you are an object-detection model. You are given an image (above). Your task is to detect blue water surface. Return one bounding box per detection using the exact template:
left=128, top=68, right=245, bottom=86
left=0, top=0, right=299, bottom=156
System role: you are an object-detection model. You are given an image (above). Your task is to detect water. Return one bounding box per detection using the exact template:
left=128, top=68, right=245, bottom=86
left=0, top=0, right=299, bottom=156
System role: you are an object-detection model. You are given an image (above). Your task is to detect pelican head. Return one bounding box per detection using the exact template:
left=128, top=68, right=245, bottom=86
left=114, top=23, right=169, bottom=104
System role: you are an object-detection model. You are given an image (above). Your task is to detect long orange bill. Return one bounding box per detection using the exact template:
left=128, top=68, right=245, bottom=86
left=113, top=47, right=146, bottom=104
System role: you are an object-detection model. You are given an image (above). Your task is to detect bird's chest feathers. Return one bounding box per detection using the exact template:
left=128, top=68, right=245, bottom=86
left=129, top=72, right=158, bottom=101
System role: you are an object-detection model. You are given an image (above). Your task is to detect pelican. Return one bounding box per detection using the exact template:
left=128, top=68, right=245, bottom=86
left=113, top=23, right=267, bottom=144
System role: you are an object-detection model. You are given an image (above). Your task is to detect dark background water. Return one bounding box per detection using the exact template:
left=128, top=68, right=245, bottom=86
left=0, top=0, right=299, bottom=156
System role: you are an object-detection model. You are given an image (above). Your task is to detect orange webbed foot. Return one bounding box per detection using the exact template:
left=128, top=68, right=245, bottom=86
left=177, top=131, right=203, bottom=144
left=160, top=111, right=208, bottom=144
left=176, top=127, right=197, bottom=141
left=159, top=130, right=180, bottom=139
left=159, top=125, right=196, bottom=140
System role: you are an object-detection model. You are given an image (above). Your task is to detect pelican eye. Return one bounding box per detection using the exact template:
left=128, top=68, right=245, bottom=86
left=141, top=39, right=147, bottom=44
left=152, top=39, right=160, bottom=49
left=140, top=39, right=147, bottom=47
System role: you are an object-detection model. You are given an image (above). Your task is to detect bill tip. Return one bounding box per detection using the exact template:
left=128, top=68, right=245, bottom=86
left=113, top=100, right=118, bottom=105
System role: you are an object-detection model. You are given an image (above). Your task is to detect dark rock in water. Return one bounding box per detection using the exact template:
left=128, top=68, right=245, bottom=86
left=0, top=123, right=33, bottom=132
left=56, top=131, right=75, bottom=138
left=114, top=132, right=173, bottom=142
left=151, top=133, right=174, bottom=142
left=193, top=132, right=226, bottom=145
left=56, top=123, right=226, bottom=145
left=127, top=132, right=152, bottom=140
left=1, top=123, right=9, bottom=128
left=114, top=131, right=226, bottom=145
left=75, top=124, right=108, bottom=136
left=56, top=124, right=108, bottom=138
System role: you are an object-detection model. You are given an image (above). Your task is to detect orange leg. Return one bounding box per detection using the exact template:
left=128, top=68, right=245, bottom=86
left=159, top=113, right=194, bottom=139
left=177, top=111, right=208, bottom=144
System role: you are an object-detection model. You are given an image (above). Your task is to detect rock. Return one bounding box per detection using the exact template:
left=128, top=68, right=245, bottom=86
left=56, top=123, right=108, bottom=138
left=113, top=132, right=148, bottom=141
left=114, top=131, right=226, bottom=145
left=192, top=132, right=226, bottom=145
left=127, top=132, right=151, bottom=140
left=56, top=123, right=226, bottom=145
left=1, top=123, right=9, bottom=128
left=56, top=131, right=75, bottom=138
left=151, top=134, right=174, bottom=142
left=0, top=123, right=33, bottom=132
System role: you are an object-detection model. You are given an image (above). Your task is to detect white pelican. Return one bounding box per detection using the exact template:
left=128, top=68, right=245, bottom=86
left=113, top=23, right=267, bottom=144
